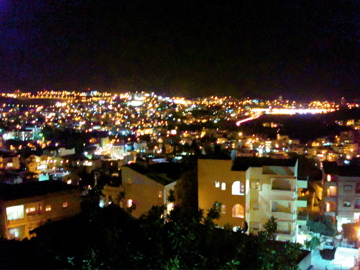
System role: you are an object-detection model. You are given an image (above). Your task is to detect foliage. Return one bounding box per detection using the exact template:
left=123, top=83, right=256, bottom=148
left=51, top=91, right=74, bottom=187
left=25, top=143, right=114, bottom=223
left=305, top=236, right=320, bottom=251
left=13, top=202, right=302, bottom=270
left=307, top=215, right=335, bottom=237
left=264, top=215, right=278, bottom=240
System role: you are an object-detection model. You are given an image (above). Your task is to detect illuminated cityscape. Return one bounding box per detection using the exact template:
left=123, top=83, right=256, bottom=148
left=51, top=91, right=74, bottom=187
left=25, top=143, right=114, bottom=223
left=0, top=0, right=359, bottom=268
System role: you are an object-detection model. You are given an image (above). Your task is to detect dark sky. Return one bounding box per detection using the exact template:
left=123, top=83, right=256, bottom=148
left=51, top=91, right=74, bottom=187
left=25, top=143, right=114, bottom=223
left=0, top=0, right=359, bottom=101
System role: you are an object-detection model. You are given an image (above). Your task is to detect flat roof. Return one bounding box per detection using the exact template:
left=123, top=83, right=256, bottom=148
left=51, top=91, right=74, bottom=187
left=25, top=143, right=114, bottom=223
left=232, top=157, right=297, bottom=171
left=0, top=181, right=77, bottom=201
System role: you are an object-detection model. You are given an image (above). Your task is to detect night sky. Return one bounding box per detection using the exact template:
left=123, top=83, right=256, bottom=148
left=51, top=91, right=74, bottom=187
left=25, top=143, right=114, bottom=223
left=0, top=0, right=359, bottom=100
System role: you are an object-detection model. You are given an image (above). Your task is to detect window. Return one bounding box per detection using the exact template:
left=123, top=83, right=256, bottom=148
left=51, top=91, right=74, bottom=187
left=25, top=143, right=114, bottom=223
left=344, top=185, right=352, bottom=192
left=215, top=181, right=220, bottom=188
left=240, top=183, right=245, bottom=194
left=62, top=202, right=68, bottom=208
left=221, top=182, right=226, bottom=190
left=221, top=205, right=226, bottom=214
left=356, top=183, right=360, bottom=194
left=326, top=202, right=331, bottom=212
left=6, top=205, right=24, bottom=221
left=45, top=205, right=52, bottom=212
left=127, top=199, right=133, bottom=208
left=355, top=199, right=360, bottom=209
left=343, top=201, right=351, bottom=207
left=251, top=180, right=261, bottom=190
left=8, top=226, right=25, bottom=239
left=232, top=181, right=244, bottom=195
left=232, top=204, right=244, bottom=218
left=158, top=191, right=163, bottom=198
left=167, top=202, right=174, bottom=214
left=26, top=207, right=36, bottom=214
left=327, top=186, right=337, bottom=197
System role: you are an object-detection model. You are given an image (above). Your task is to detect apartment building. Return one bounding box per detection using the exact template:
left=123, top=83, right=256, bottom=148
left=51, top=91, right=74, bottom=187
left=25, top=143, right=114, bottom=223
left=198, top=157, right=307, bottom=242
left=102, top=164, right=176, bottom=218
left=0, top=181, right=81, bottom=239
left=322, top=162, right=360, bottom=231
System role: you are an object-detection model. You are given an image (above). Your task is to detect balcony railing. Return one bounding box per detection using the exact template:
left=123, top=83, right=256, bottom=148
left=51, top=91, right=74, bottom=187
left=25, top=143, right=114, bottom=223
left=276, top=230, right=292, bottom=235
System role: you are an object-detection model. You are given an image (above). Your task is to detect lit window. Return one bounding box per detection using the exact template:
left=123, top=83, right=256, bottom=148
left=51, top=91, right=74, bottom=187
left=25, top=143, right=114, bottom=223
left=8, top=227, right=21, bottom=238
left=127, top=199, right=133, bottom=208
left=215, top=181, right=220, bottom=188
left=327, top=186, right=337, bottom=197
left=221, top=182, right=226, bottom=190
left=232, top=204, right=244, bottom=218
left=62, top=202, right=68, bottom=208
left=232, top=181, right=244, bottom=195
left=26, top=207, right=36, bottom=214
left=158, top=191, right=163, bottom=198
left=326, top=202, right=330, bottom=212
left=167, top=202, right=174, bottom=214
left=221, top=205, right=226, bottom=214
left=45, top=205, right=52, bottom=212
left=6, top=205, right=24, bottom=221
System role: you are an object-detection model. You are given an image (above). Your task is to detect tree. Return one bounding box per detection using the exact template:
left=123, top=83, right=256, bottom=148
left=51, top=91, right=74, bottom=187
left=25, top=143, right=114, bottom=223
left=22, top=203, right=302, bottom=270
left=264, top=215, right=278, bottom=240
left=307, top=215, right=335, bottom=237
left=305, top=236, right=320, bottom=251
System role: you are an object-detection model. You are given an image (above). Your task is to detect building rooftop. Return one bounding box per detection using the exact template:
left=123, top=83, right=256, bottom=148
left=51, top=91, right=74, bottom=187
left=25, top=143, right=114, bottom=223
left=231, top=157, right=297, bottom=171
left=323, top=161, right=360, bottom=177
left=0, top=181, right=77, bottom=201
left=124, top=162, right=179, bottom=186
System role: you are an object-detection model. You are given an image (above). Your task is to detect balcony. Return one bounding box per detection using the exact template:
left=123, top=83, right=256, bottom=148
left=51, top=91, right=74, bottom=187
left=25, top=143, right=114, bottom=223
left=271, top=200, right=295, bottom=220
left=271, top=178, right=295, bottom=192
left=276, top=221, right=295, bottom=237
left=272, top=201, right=293, bottom=213
left=297, top=180, right=308, bottom=189
left=296, top=198, right=307, bottom=208
left=276, top=230, right=293, bottom=235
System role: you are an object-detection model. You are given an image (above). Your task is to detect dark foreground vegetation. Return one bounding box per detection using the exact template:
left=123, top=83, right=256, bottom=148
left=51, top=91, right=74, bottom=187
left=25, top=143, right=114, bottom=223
left=0, top=203, right=302, bottom=269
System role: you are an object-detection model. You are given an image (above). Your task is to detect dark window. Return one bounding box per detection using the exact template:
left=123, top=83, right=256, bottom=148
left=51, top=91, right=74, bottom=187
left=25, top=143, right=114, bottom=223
left=356, top=183, right=360, bottom=194
left=343, top=201, right=351, bottom=207
left=355, top=199, right=360, bottom=209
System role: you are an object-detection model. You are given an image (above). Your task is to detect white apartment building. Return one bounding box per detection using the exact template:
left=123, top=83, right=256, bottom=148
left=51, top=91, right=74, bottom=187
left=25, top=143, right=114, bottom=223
left=198, top=157, right=307, bottom=242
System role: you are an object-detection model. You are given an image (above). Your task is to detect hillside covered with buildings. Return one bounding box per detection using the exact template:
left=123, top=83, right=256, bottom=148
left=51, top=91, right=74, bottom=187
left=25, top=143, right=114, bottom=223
left=0, top=91, right=359, bottom=268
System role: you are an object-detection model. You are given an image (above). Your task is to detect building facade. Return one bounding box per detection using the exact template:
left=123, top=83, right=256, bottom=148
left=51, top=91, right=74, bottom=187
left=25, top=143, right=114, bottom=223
left=102, top=165, right=176, bottom=218
left=322, top=162, right=360, bottom=231
left=198, top=157, right=307, bottom=242
left=0, top=181, right=81, bottom=239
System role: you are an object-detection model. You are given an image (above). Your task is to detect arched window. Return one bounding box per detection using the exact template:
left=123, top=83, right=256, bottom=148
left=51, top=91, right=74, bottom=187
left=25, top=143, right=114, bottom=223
left=232, top=204, right=244, bottom=218
left=221, top=182, right=226, bottom=190
left=232, top=181, right=244, bottom=195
